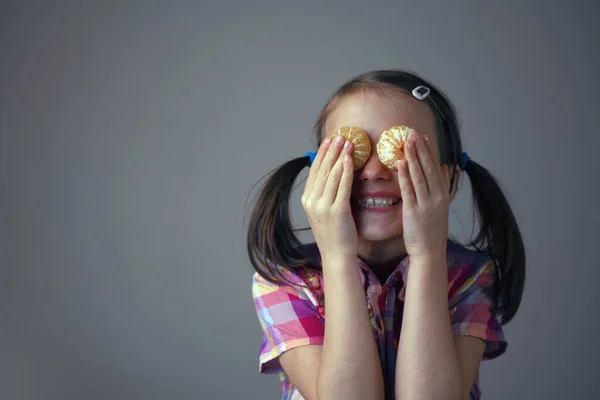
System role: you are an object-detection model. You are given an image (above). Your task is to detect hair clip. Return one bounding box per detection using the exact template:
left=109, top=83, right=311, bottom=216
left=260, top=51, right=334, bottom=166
left=412, top=85, right=430, bottom=100
left=305, top=151, right=317, bottom=166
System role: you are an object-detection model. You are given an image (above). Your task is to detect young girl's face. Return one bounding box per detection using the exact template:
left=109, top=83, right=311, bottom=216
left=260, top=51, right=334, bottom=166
left=323, top=89, right=443, bottom=243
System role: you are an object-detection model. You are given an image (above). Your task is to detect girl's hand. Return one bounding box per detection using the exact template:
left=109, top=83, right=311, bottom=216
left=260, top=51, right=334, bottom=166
left=397, top=132, right=451, bottom=260
left=301, top=135, right=357, bottom=262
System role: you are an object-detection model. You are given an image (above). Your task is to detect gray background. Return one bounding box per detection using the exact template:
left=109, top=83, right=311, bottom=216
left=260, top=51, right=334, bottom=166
left=1, top=1, right=598, bottom=399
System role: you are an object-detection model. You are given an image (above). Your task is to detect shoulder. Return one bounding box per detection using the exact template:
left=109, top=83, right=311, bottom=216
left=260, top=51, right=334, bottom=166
left=251, top=242, right=324, bottom=310
left=445, top=241, right=507, bottom=359
left=446, top=239, right=492, bottom=271
left=250, top=244, right=327, bottom=375
left=446, top=240, right=496, bottom=302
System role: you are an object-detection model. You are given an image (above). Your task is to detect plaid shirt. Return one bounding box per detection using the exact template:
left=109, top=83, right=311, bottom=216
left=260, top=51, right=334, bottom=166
left=252, top=240, right=507, bottom=399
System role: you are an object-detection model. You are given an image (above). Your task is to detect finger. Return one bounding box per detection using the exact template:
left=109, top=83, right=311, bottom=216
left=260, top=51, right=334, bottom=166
left=405, top=134, right=429, bottom=204
left=311, top=135, right=345, bottom=198
left=441, top=164, right=453, bottom=198
left=335, top=152, right=354, bottom=204
left=305, top=137, right=331, bottom=190
left=397, top=159, right=417, bottom=209
left=322, top=140, right=352, bottom=203
left=415, top=134, right=444, bottom=197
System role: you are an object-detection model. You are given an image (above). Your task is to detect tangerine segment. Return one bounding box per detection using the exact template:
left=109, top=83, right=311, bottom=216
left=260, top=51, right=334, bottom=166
left=330, top=126, right=372, bottom=170
left=376, top=126, right=416, bottom=170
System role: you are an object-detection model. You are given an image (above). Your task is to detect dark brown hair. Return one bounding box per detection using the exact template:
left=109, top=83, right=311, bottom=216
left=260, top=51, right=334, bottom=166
left=246, top=70, right=525, bottom=324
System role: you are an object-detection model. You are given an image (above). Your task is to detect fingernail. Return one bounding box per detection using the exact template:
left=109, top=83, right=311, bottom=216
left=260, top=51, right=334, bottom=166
left=424, top=135, right=430, bottom=142
left=335, top=135, right=344, bottom=144
left=414, top=132, right=420, bottom=140
left=407, top=140, right=414, bottom=149
left=343, top=140, right=351, bottom=149
left=323, top=138, right=331, bottom=146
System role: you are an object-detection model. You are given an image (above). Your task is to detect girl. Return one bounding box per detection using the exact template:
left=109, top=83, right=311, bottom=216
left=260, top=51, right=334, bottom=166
left=247, top=70, right=525, bottom=400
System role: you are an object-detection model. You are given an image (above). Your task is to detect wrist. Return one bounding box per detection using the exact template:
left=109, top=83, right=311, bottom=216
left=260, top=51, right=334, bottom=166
left=410, top=252, right=446, bottom=266
left=321, top=253, right=357, bottom=270
left=408, top=253, right=447, bottom=281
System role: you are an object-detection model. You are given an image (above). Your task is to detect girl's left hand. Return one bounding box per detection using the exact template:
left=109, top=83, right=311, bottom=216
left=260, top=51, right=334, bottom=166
left=397, top=132, right=451, bottom=260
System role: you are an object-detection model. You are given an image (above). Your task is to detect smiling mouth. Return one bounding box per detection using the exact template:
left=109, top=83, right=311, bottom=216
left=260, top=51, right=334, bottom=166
left=353, top=197, right=401, bottom=209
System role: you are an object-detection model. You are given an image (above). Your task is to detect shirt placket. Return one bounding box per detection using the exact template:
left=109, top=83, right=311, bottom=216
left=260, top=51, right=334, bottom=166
left=358, top=260, right=407, bottom=400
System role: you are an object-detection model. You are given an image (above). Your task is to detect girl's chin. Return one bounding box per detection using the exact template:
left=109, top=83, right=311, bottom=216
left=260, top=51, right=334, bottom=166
left=353, top=205, right=403, bottom=240
left=355, top=219, right=404, bottom=241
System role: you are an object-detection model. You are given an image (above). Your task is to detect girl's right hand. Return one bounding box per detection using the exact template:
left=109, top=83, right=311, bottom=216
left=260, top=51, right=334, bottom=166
left=301, top=135, right=357, bottom=262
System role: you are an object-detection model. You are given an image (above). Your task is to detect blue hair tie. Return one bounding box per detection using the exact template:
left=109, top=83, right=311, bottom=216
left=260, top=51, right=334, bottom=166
left=460, top=152, right=470, bottom=170
left=305, top=151, right=317, bottom=166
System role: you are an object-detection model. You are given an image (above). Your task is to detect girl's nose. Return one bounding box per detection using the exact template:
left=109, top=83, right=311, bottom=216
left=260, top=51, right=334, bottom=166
left=357, top=153, right=392, bottom=181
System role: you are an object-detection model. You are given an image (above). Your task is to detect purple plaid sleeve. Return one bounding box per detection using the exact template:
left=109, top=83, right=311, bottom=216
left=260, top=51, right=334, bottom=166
left=449, top=259, right=508, bottom=360
left=252, top=272, right=325, bottom=374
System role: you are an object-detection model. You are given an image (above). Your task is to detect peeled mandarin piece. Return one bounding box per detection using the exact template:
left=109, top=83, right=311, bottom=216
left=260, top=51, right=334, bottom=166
left=376, top=126, right=416, bottom=170
left=330, top=126, right=371, bottom=170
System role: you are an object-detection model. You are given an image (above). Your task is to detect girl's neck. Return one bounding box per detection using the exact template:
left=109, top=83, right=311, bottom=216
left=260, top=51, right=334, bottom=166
left=358, top=236, right=407, bottom=284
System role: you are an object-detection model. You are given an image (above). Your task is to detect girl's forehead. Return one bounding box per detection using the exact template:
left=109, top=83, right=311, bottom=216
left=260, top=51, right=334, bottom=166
left=323, top=91, right=437, bottom=142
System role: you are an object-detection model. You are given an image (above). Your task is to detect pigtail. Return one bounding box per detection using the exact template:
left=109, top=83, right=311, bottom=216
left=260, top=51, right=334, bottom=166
left=464, top=160, right=526, bottom=324
left=246, top=156, right=317, bottom=284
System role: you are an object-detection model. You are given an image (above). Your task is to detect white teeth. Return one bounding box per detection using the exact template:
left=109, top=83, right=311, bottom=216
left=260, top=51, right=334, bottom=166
left=355, top=197, right=401, bottom=208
